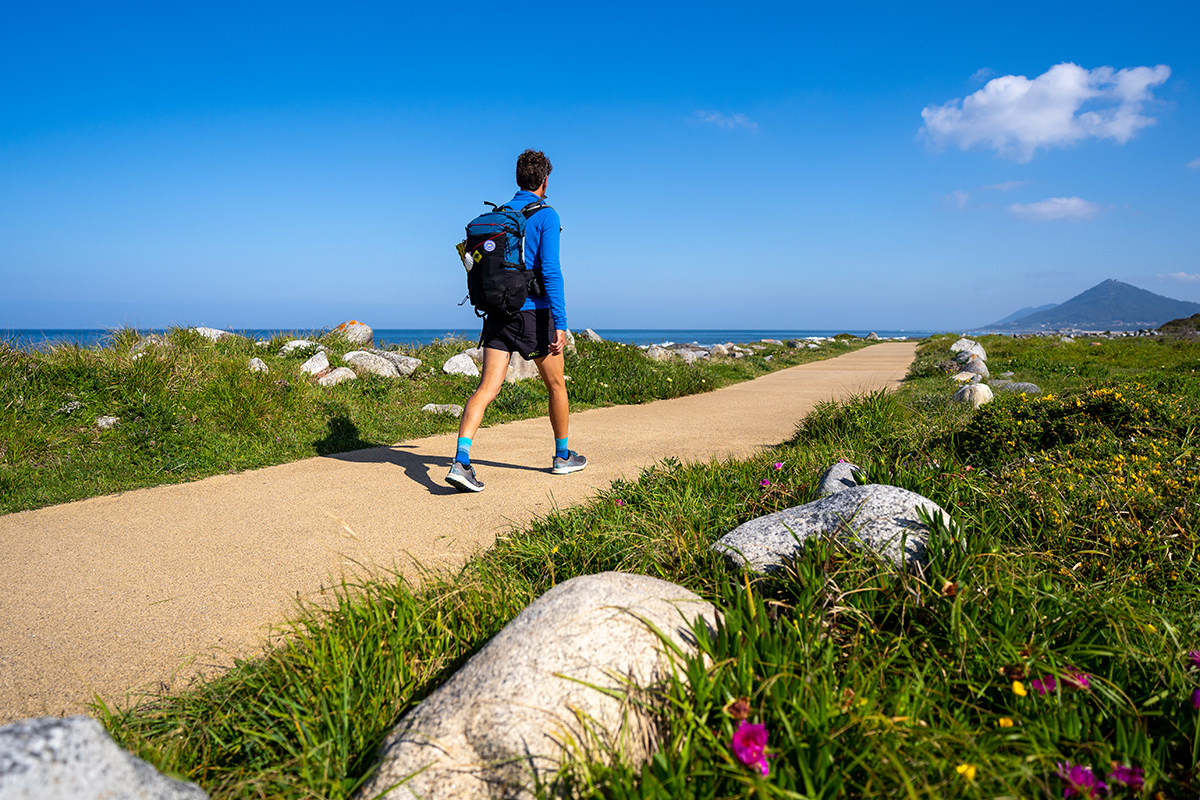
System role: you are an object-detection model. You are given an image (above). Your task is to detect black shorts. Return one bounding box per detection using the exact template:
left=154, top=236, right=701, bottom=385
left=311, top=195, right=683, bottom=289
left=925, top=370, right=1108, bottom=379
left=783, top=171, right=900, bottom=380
left=480, top=309, right=555, bottom=361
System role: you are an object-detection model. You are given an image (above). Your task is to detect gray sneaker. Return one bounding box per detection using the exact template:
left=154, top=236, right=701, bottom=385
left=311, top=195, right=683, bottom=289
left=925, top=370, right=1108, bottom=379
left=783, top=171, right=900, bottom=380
left=552, top=450, right=587, bottom=475
left=446, top=461, right=484, bottom=492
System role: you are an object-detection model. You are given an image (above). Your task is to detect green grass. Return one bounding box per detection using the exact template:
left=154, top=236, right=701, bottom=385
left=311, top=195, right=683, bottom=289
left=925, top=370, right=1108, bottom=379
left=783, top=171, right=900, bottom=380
left=97, top=332, right=1200, bottom=798
left=0, top=329, right=867, bottom=514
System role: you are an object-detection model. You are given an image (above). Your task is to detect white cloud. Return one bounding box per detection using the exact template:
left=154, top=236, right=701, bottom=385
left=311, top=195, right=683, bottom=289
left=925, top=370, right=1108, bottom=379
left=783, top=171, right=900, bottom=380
left=1188, top=158, right=1200, bottom=169
left=1008, top=196, right=1109, bottom=222
left=921, top=62, right=1171, bottom=161
left=984, top=179, right=1031, bottom=192
left=1155, top=272, right=1200, bottom=283
left=971, top=67, right=995, bottom=82
left=694, top=110, right=758, bottom=131
left=944, top=190, right=970, bottom=209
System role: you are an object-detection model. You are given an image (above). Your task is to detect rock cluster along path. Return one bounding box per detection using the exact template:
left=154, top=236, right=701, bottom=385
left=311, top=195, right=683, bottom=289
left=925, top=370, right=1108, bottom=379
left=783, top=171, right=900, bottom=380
left=0, top=342, right=916, bottom=724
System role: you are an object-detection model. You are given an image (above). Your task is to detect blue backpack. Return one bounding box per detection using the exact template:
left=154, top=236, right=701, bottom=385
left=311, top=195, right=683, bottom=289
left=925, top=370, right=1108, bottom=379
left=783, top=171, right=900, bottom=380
left=459, top=200, right=550, bottom=317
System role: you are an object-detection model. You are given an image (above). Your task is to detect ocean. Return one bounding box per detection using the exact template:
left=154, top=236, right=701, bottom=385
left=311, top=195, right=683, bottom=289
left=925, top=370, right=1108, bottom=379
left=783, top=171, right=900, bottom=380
left=2, top=328, right=939, bottom=352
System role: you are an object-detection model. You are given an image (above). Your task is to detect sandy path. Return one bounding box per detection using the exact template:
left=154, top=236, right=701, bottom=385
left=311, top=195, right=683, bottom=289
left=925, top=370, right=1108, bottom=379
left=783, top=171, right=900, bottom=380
left=0, top=342, right=915, bottom=722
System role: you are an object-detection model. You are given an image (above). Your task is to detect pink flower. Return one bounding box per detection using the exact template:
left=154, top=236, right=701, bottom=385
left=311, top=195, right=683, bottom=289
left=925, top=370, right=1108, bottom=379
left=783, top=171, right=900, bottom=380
left=836, top=458, right=847, bottom=463
left=731, top=720, right=771, bottom=776
left=1193, top=688, right=1200, bottom=710
left=1056, top=761, right=1107, bottom=799
left=1188, top=650, right=1200, bottom=669
left=759, top=479, right=771, bottom=487
left=614, top=499, right=625, bottom=507
left=1106, top=764, right=1144, bottom=791
left=1031, top=676, right=1057, bottom=696
left=1064, top=670, right=1091, bottom=690
left=773, top=462, right=783, bottom=470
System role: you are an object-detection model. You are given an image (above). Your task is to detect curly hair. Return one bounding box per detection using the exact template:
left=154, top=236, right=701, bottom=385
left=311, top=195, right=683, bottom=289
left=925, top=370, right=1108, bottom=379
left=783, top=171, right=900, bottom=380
left=516, top=149, right=553, bottom=191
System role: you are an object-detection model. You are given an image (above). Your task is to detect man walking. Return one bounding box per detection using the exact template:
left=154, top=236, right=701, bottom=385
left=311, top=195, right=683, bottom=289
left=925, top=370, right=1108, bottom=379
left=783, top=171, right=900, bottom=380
left=445, top=150, right=587, bottom=492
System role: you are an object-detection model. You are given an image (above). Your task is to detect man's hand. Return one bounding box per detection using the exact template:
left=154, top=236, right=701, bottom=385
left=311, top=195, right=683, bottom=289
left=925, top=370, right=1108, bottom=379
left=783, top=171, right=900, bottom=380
left=549, top=329, right=566, bottom=356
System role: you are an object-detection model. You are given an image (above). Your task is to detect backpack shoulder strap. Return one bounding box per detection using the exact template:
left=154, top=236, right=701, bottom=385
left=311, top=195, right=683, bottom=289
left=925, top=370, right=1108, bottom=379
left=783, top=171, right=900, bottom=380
left=519, top=201, right=551, bottom=218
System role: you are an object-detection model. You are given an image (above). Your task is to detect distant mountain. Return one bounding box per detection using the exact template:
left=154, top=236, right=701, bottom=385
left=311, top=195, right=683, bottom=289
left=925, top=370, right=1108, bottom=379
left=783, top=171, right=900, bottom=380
left=987, top=303, right=1059, bottom=327
left=984, top=280, right=1200, bottom=332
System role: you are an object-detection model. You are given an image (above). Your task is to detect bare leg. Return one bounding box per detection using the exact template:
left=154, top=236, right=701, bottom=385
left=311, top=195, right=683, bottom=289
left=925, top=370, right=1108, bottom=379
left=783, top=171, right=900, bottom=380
left=535, top=350, right=569, bottom=440
left=457, top=348, right=511, bottom=441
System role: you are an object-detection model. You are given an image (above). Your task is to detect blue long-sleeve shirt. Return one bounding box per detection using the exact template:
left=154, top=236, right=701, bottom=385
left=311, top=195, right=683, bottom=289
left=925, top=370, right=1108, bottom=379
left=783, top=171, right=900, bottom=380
left=502, top=190, right=566, bottom=331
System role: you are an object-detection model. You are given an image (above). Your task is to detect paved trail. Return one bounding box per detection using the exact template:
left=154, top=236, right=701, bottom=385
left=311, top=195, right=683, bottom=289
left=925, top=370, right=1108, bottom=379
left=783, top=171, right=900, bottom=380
left=0, top=342, right=916, bottom=722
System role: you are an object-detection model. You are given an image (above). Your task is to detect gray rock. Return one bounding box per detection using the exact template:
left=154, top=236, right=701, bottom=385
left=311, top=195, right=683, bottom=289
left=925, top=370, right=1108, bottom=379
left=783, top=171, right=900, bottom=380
left=712, top=485, right=954, bottom=572
left=644, top=344, right=674, bottom=362
left=959, top=356, right=990, bottom=378
left=343, top=351, right=401, bottom=378
left=506, top=352, right=540, bottom=382
left=678, top=350, right=706, bottom=364
left=577, top=328, right=604, bottom=342
left=733, top=351, right=745, bottom=359
left=300, top=351, right=330, bottom=375
left=191, top=327, right=239, bottom=342
left=709, top=344, right=730, bottom=357
left=816, top=461, right=862, bottom=498
left=951, top=371, right=982, bottom=384
left=949, top=337, right=978, bottom=354
left=953, top=383, right=994, bottom=408
left=130, top=334, right=171, bottom=354
left=421, top=403, right=464, bottom=417
left=0, top=715, right=209, bottom=799
left=443, top=353, right=480, bottom=377
left=993, top=381, right=1041, bottom=394
left=247, top=357, right=268, bottom=373
left=95, top=416, right=120, bottom=430
left=786, top=339, right=802, bottom=348
left=356, top=573, right=718, bottom=800
left=998, top=371, right=1015, bottom=379
left=760, top=338, right=784, bottom=346
left=255, top=339, right=270, bottom=349
left=763, top=355, right=773, bottom=362
left=865, top=332, right=880, bottom=341
left=806, top=343, right=819, bottom=349
left=318, top=367, right=357, bottom=387
left=334, top=320, right=373, bottom=347
left=1059, top=335, right=1075, bottom=343
left=564, top=329, right=577, bottom=356
left=279, top=339, right=327, bottom=357
left=463, top=347, right=484, bottom=364
left=369, top=350, right=423, bottom=376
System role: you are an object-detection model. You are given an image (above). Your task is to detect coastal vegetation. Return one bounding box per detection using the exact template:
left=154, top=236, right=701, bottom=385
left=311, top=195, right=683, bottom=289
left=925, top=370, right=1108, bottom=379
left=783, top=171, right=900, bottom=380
left=96, top=332, right=1200, bottom=798
left=0, top=329, right=863, bottom=514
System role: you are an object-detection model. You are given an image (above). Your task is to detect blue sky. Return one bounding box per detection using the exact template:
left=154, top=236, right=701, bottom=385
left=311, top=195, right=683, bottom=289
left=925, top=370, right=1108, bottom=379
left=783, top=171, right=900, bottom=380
left=2, top=1, right=1197, bottom=331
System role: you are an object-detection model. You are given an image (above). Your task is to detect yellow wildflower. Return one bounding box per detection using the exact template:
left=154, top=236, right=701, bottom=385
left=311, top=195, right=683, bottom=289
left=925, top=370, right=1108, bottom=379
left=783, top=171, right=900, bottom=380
left=998, top=717, right=1014, bottom=728
left=1012, top=680, right=1027, bottom=697
left=956, top=763, right=977, bottom=782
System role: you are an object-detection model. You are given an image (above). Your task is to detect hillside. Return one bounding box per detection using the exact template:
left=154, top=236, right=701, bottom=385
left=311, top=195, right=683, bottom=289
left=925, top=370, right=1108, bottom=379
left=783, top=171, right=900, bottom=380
left=985, top=280, right=1200, bottom=331
left=986, top=303, right=1058, bottom=327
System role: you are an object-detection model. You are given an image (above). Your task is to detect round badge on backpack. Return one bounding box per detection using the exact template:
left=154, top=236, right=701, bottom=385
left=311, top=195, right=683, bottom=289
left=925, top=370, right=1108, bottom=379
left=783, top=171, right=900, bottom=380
left=483, top=240, right=496, bottom=252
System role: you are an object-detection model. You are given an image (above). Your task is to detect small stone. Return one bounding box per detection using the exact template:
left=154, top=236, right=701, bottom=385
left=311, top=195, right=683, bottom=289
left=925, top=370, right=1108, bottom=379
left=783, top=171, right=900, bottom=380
left=806, top=343, right=819, bottom=349
left=786, top=339, right=802, bottom=348
left=764, top=355, right=774, bottom=361
left=0, top=716, right=209, bottom=799
left=815, top=461, right=862, bottom=497
left=300, top=351, right=330, bottom=375
left=343, top=351, right=401, bottom=378
left=713, top=485, right=955, bottom=573
left=951, top=371, right=981, bottom=384
left=865, top=332, right=880, bottom=340
left=709, top=344, right=730, bottom=357
left=248, top=357, right=269, bottom=373
left=443, top=353, right=480, bottom=377
left=761, top=338, right=784, bottom=346
left=564, top=329, right=577, bottom=356
left=369, top=350, right=422, bottom=376
left=578, top=328, right=604, bottom=342
left=953, top=383, right=994, bottom=408
left=422, top=403, right=464, bottom=417
left=95, top=416, right=120, bottom=430
left=255, top=340, right=270, bottom=348
left=279, top=339, right=327, bottom=357
left=318, top=367, right=357, bottom=386
left=506, top=352, right=540, bottom=382
left=644, top=345, right=674, bottom=362
left=334, top=320, right=374, bottom=347
left=993, top=381, right=1042, bottom=395
left=191, top=326, right=239, bottom=342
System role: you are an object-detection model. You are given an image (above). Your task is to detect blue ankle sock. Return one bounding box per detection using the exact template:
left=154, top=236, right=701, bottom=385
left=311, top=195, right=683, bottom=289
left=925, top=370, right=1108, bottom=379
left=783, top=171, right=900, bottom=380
left=555, top=437, right=569, bottom=459
left=455, top=437, right=472, bottom=466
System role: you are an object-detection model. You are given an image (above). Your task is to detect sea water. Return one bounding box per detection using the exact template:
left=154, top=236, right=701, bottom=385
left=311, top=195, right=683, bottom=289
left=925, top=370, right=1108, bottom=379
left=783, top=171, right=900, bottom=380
left=3, top=328, right=939, bottom=352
